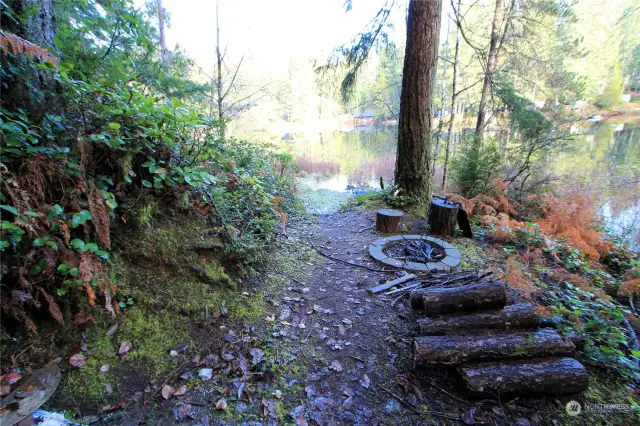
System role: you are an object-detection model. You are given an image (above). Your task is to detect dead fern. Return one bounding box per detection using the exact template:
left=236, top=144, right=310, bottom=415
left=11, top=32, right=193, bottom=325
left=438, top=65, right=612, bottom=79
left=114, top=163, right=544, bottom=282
left=88, top=188, right=111, bottom=249
left=0, top=30, right=58, bottom=66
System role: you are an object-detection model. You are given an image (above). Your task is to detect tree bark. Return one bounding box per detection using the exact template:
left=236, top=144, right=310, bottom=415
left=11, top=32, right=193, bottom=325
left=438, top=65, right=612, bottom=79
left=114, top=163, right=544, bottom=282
left=459, top=358, right=588, bottom=395
left=473, top=0, right=503, bottom=146
left=376, top=209, right=403, bottom=233
left=441, top=0, right=461, bottom=190
left=1, top=0, right=57, bottom=120
left=431, top=15, right=451, bottom=176
left=394, top=0, right=441, bottom=199
left=410, top=282, right=506, bottom=314
left=428, top=199, right=458, bottom=236
left=417, top=303, right=540, bottom=335
left=216, top=0, right=224, bottom=128
left=158, top=0, right=168, bottom=64
left=413, top=329, right=576, bottom=366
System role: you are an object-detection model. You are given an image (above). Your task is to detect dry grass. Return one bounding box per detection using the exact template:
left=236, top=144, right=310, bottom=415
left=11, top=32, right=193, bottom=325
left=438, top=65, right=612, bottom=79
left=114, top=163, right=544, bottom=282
left=294, top=156, right=340, bottom=176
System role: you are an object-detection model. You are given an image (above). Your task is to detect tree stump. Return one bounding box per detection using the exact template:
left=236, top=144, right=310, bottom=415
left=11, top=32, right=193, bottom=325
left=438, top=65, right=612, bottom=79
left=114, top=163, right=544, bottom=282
left=376, top=209, right=403, bottom=233
left=428, top=199, right=458, bottom=236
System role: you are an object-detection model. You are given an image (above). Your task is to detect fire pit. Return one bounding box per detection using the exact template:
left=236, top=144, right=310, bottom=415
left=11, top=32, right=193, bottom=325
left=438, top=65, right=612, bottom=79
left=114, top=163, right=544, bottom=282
left=369, top=235, right=461, bottom=272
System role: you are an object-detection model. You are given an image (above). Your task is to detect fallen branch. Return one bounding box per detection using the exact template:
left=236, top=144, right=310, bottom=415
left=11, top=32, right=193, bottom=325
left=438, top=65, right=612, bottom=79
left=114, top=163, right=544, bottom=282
left=369, top=274, right=417, bottom=294
left=307, top=236, right=395, bottom=273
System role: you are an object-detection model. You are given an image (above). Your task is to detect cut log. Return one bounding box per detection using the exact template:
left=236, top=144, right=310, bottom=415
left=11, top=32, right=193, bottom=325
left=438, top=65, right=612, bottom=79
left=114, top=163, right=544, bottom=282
left=376, top=209, right=403, bottom=233
left=410, top=282, right=506, bottom=314
left=428, top=199, right=458, bottom=236
left=369, top=273, right=417, bottom=294
left=459, top=358, right=588, bottom=396
left=417, top=303, right=540, bottom=335
left=413, top=328, right=575, bottom=367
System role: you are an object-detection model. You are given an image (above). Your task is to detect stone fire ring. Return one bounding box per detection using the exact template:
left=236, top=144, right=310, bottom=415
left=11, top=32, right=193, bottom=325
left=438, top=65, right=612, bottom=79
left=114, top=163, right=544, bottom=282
left=369, top=235, right=461, bottom=272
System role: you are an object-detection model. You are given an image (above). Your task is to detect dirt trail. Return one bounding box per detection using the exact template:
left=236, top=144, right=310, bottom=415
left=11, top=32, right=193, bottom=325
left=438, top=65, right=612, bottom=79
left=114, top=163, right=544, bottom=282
left=111, top=208, right=569, bottom=426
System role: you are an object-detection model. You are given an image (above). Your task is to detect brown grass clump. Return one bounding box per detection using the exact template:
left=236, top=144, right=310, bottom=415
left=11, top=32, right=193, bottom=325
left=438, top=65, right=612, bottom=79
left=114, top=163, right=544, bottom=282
left=294, top=156, right=340, bottom=176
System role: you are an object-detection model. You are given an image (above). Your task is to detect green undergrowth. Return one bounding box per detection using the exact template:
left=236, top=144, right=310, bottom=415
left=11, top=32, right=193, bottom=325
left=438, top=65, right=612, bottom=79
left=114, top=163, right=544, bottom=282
left=554, top=372, right=640, bottom=424
left=59, top=214, right=270, bottom=405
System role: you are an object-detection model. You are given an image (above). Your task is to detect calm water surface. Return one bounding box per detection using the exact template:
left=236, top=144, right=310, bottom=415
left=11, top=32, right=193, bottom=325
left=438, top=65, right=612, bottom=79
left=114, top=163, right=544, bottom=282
left=278, top=120, right=639, bottom=248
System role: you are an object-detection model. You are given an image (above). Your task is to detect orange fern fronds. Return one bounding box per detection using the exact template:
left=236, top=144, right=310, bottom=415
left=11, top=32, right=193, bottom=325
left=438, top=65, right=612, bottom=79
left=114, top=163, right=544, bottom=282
left=504, top=258, right=535, bottom=298
left=618, top=279, right=640, bottom=297
left=0, top=30, right=58, bottom=66
left=88, top=188, right=111, bottom=250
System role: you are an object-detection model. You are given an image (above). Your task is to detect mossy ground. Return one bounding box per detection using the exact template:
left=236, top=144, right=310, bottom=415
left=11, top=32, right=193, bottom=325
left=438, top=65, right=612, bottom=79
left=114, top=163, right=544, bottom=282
left=55, top=213, right=270, bottom=407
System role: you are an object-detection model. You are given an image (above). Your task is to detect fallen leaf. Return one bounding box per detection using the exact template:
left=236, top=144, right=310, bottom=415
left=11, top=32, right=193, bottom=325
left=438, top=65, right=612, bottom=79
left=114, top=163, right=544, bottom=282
left=69, top=353, right=87, bottom=368
left=237, top=382, right=246, bottom=400
left=215, top=399, right=227, bottom=410
left=161, top=384, right=175, bottom=400
left=118, top=341, right=132, bottom=357
left=266, top=315, right=275, bottom=323
left=273, top=389, right=282, bottom=399
left=198, top=368, right=213, bottom=380
left=174, top=384, right=187, bottom=396
left=106, top=324, right=118, bottom=336
left=100, top=365, right=110, bottom=373
left=461, top=408, right=479, bottom=425
left=360, top=374, right=371, bottom=388
left=330, top=360, right=343, bottom=372
left=250, top=348, right=265, bottom=365
left=73, top=312, right=94, bottom=325
left=101, top=401, right=125, bottom=412
left=1, top=373, right=21, bottom=385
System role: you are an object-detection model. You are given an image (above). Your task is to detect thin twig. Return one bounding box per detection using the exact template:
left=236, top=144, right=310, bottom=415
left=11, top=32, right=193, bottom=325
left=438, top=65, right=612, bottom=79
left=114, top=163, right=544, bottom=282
left=378, top=384, right=462, bottom=421
left=402, top=367, right=473, bottom=406
left=307, top=236, right=395, bottom=273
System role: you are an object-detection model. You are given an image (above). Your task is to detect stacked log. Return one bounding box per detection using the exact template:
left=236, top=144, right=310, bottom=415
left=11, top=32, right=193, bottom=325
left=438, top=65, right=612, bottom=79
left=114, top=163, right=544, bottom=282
left=459, top=358, right=589, bottom=396
left=410, top=282, right=506, bottom=314
left=413, top=329, right=575, bottom=366
left=417, top=303, right=539, bottom=335
left=408, top=281, right=588, bottom=397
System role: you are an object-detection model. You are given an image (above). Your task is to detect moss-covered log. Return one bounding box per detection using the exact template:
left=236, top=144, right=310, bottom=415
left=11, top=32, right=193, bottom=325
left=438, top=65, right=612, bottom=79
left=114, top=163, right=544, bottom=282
left=459, top=357, right=588, bottom=395
left=417, top=303, right=539, bottom=335
left=410, top=282, right=506, bottom=314
left=412, top=328, right=575, bottom=366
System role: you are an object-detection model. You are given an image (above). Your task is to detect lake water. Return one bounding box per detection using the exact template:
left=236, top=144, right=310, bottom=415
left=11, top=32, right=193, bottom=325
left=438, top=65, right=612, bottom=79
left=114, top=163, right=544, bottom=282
left=278, top=120, right=640, bottom=249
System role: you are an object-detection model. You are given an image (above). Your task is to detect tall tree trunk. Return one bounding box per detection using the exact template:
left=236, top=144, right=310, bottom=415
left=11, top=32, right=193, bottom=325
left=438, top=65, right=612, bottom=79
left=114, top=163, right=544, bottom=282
left=394, top=0, right=442, bottom=200
left=431, top=16, right=451, bottom=176
left=158, top=0, right=168, bottom=64
left=215, top=0, right=225, bottom=138
left=441, top=1, right=461, bottom=191
left=473, top=0, right=503, bottom=146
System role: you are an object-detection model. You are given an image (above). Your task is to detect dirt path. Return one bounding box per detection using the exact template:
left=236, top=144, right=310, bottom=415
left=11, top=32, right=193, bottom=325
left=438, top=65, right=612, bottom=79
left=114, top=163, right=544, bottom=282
left=110, top=208, right=572, bottom=426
